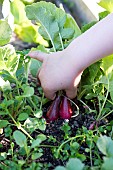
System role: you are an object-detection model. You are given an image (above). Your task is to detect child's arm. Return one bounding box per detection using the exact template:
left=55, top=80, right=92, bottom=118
left=67, top=13, right=113, bottom=70
left=28, top=13, right=113, bottom=99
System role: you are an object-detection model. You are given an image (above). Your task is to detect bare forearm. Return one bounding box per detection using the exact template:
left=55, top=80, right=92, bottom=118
left=66, top=13, right=113, bottom=71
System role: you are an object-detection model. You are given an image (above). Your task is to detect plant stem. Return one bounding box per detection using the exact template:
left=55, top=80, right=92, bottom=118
left=56, top=135, right=85, bottom=158
left=59, top=33, right=64, bottom=50
left=96, top=78, right=109, bottom=121
left=99, top=109, right=113, bottom=121
left=40, top=92, right=44, bottom=110
left=79, top=99, right=92, bottom=112
left=8, top=112, right=33, bottom=140
left=90, top=138, right=93, bottom=167
left=39, top=144, right=58, bottom=148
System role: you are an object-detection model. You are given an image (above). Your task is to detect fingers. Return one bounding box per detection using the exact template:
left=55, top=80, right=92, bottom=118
left=28, top=51, right=48, bottom=62
left=43, top=88, right=56, bottom=100
left=65, top=88, right=77, bottom=99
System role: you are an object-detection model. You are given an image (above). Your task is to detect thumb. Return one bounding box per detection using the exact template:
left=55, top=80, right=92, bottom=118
left=28, top=51, right=48, bottom=62
left=65, top=88, right=77, bottom=99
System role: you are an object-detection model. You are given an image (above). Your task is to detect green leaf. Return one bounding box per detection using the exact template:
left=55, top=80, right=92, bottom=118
left=23, top=86, right=34, bottom=97
left=0, top=44, right=19, bottom=75
left=1, top=99, right=14, bottom=108
left=31, top=134, right=46, bottom=148
left=24, top=117, right=46, bottom=132
left=64, top=14, right=81, bottom=39
left=30, top=58, right=41, bottom=77
left=26, top=4, right=59, bottom=51
left=31, top=138, right=42, bottom=148
left=37, top=134, right=46, bottom=141
left=102, top=157, right=113, bottom=170
left=18, top=113, right=29, bottom=121
left=15, top=22, right=48, bottom=46
left=109, top=81, right=113, bottom=101
left=0, top=111, right=8, bottom=115
left=26, top=1, right=80, bottom=51
left=13, top=130, right=27, bottom=147
left=0, top=120, right=9, bottom=128
left=101, top=55, right=113, bottom=76
left=66, top=158, right=84, bottom=170
left=55, top=166, right=66, bottom=170
left=0, top=20, right=12, bottom=46
left=16, top=86, right=34, bottom=98
left=98, top=0, right=113, bottom=13
left=31, top=152, right=43, bottom=160
left=61, top=28, right=74, bottom=39
left=81, top=21, right=97, bottom=33
left=34, top=110, right=42, bottom=118
left=97, top=135, right=113, bottom=157
left=99, top=11, right=110, bottom=20
left=10, top=0, right=28, bottom=24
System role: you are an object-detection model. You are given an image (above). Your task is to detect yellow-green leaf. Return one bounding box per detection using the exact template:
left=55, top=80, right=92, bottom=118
left=0, top=20, right=12, bottom=46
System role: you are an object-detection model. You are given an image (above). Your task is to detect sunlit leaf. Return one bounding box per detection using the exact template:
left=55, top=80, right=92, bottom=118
left=0, top=20, right=12, bottom=46
left=0, top=44, right=19, bottom=75
left=98, top=0, right=113, bottom=13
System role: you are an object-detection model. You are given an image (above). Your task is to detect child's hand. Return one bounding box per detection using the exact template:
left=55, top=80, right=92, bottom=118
left=28, top=50, right=83, bottom=100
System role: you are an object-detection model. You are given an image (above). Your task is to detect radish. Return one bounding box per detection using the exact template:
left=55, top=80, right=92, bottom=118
left=89, top=121, right=96, bottom=130
left=59, top=96, right=72, bottom=119
left=46, top=96, right=61, bottom=122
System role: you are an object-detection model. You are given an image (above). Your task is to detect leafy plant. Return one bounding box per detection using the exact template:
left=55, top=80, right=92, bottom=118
left=25, top=1, right=81, bottom=52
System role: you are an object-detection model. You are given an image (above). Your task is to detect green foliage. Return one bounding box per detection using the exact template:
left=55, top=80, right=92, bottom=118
left=99, top=11, right=110, bottom=20
left=81, top=21, right=97, bottom=33
left=0, top=44, right=19, bottom=75
left=13, top=130, right=27, bottom=147
left=0, top=20, right=12, bottom=46
left=102, top=157, right=113, bottom=170
left=55, top=158, right=84, bottom=170
left=25, top=1, right=81, bottom=51
left=10, top=0, right=27, bottom=24
left=98, top=0, right=113, bottom=13
left=97, top=135, right=113, bottom=157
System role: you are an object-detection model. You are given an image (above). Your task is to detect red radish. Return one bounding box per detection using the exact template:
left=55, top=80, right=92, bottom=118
left=46, top=96, right=61, bottom=122
left=59, top=96, right=72, bottom=119
left=89, top=121, right=96, bottom=130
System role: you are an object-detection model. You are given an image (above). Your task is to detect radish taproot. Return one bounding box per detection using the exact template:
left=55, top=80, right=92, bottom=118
left=46, top=96, right=61, bottom=122
left=59, top=96, right=72, bottom=119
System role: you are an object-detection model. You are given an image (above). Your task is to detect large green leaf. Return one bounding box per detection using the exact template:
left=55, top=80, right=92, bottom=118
left=102, top=157, right=113, bottom=170
left=0, top=44, right=19, bottom=75
left=10, top=0, right=28, bottom=24
left=101, top=55, right=113, bottom=76
left=13, top=130, right=27, bottom=147
left=25, top=1, right=81, bottom=51
left=97, top=135, right=113, bottom=157
left=26, top=5, right=59, bottom=51
left=0, top=20, right=12, bottom=46
left=55, top=158, right=84, bottom=170
left=98, top=0, right=113, bottom=13
left=66, top=158, right=84, bottom=170
left=64, top=14, right=81, bottom=39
